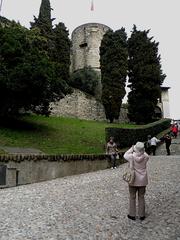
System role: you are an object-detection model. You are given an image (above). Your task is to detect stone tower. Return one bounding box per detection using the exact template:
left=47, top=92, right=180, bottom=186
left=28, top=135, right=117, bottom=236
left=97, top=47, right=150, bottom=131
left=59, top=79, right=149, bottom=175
left=70, top=23, right=111, bottom=98
left=71, top=23, right=111, bottom=72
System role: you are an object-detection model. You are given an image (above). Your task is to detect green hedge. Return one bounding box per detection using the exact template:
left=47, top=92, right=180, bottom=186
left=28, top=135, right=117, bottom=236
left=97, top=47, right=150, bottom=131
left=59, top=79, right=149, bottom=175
left=105, top=119, right=171, bottom=148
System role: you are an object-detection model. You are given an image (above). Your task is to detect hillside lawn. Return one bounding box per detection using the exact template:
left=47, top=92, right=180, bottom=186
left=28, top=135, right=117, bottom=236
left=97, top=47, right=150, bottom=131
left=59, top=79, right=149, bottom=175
left=0, top=115, right=138, bottom=154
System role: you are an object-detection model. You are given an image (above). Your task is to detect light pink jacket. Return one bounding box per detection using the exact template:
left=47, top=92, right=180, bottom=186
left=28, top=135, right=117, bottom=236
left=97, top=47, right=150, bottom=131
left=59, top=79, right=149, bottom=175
left=123, top=147, right=149, bottom=186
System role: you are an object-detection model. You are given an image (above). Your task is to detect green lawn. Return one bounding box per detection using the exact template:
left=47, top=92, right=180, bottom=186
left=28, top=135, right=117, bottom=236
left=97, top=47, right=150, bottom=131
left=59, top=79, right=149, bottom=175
left=0, top=115, right=137, bottom=154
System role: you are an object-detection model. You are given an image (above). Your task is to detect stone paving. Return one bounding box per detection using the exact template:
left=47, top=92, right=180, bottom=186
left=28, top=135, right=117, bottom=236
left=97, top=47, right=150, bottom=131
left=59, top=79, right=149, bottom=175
left=156, top=134, right=180, bottom=155
left=0, top=135, right=180, bottom=240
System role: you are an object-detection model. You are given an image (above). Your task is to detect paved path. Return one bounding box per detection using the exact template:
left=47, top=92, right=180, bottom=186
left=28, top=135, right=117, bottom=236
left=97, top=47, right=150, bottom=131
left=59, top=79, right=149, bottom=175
left=156, top=134, right=180, bottom=155
left=0, top=153, right=179, bottom=239
left=0, top=134, right=179, bottom=240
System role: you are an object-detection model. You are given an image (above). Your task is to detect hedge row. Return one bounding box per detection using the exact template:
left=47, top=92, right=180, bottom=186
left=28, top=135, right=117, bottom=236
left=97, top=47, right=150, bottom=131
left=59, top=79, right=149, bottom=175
left=105, top=119, right=171, bottom=148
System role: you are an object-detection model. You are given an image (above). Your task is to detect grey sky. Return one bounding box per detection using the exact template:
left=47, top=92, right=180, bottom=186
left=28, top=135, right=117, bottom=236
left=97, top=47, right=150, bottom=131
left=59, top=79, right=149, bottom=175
left=1, top=0, right=180, bottom=119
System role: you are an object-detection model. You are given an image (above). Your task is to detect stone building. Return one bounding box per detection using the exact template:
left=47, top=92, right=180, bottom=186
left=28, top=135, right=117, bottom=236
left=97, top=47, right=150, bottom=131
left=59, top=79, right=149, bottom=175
left=70, top=23, right=111, bottom=73
left=70, top=23, right=111, bottom=99
left=51, top=22, right=129, bottom=122
left=51, top=22, right=170, bottom=122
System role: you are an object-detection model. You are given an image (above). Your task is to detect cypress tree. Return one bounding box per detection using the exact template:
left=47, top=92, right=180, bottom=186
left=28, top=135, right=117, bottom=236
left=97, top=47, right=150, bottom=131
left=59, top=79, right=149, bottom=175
left=100, top=28, right=128, bottom=123
left=52, top=23, right=71, bottom=84
left=70, top=67, right=99, bottom=96
left=127, top=25, right=166, bottom=124
left=0, top=23, right=69, bottom=117
left=0, top=16, right=12, bottom=26
left=30, top=0, right=71, bottom=102
left=30, top=0, right=53, bottom=36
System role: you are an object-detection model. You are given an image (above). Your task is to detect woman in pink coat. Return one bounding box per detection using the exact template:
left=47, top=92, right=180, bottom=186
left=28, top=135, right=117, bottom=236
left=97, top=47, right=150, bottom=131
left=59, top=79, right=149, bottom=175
left=123, top=142, right=149, bottom=221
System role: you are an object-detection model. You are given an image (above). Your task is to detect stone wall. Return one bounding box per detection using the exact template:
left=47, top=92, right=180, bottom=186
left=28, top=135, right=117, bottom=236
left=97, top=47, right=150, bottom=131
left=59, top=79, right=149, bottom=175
left=51, top=89, right=129, bottom=122
left=0, top=153, right=126, bottom=188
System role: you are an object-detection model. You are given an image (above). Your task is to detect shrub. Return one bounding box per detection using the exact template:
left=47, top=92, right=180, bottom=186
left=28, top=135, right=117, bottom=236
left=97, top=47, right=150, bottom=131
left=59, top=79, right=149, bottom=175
left=70, top=67, right=99, bottom=96
left=105, top=119, right=171, bottom=148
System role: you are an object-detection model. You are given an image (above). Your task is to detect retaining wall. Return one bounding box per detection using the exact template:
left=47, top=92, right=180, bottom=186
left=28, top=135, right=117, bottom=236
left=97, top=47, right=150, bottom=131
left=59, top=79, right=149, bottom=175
left=51, top=89, right=129, bottom=122
left=0, top=153, right=126, bottom=188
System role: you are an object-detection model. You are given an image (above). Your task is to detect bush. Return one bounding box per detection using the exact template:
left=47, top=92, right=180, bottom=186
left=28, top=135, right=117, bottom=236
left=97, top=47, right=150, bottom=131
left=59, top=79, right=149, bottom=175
left=105, top=119, right=171, bottom=148
left=70, top=67, right=99, bottom=96
left=0, top=23, right=70, bottom=117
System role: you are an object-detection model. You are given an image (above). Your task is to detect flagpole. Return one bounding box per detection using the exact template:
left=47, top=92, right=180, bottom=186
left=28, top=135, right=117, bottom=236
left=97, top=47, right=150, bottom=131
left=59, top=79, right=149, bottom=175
left=91, top=0, right=94, bottom=11
left=0, top=0, right=3, bottom=16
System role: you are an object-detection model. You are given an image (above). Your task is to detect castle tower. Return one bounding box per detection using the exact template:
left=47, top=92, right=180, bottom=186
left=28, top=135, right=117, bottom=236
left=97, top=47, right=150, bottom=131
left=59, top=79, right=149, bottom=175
left=71, top=23, right=111, bottom=72
left=70, top=23, right=111, bottom=98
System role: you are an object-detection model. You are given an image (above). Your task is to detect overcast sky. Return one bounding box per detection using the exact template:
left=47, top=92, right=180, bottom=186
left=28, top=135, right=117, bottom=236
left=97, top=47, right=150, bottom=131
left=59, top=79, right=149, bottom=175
left=1, top=0, right=180, bottom=119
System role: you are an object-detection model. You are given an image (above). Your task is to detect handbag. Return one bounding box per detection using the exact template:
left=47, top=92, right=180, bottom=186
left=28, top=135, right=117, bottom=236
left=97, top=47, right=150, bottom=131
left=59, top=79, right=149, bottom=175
left=122, top=160, right=135, bottom=184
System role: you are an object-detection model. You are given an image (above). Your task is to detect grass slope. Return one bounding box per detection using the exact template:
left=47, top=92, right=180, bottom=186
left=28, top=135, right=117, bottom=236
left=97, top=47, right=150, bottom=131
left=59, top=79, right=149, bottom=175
left=0, top=115, right=137, bottom=154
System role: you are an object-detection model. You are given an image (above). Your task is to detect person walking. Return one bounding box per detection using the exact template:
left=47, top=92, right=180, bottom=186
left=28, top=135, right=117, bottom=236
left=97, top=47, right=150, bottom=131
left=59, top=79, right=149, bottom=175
left=106, top=137, right=119, bottom=169
left=172, top=124, right=178, bottom=138
left=124, top=142, right=149, bottom=221
left=150, top=136, right=161, bottom=155
left=161, top=134, right=172, bottom=155
left=144, top=135, right=151, bottom=154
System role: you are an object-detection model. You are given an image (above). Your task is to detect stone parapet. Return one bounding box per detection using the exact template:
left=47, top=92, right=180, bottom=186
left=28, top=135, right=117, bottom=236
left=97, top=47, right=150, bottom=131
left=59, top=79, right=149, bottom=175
left=0, top=153, right=126, bottom=188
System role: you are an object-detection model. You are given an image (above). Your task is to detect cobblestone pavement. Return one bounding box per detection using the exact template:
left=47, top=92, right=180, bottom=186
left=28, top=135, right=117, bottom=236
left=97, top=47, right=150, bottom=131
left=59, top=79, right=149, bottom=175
left=0, top=153, right=180, bottom=240
left=156, top=134, right=180, bottom=155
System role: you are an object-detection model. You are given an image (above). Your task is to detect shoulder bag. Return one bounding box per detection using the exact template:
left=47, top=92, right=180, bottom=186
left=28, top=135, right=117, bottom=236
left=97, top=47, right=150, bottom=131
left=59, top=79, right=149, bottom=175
left=122, top=159, right=135, bottom=184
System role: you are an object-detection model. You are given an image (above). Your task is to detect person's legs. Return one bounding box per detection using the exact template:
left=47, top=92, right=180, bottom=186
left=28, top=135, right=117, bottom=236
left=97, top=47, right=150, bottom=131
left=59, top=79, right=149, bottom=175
left=110, top=155, right=115, bottom=168
left=113, top=154, right=116, bottom=168
left=129, top=186, right=137, bottom=218
left=138, top=186, right=146, bottom=218
left=147, top=147, right=151, bottom=155
left=152, top=146, right=156, bottom=155
left=166, top=144, right=171, bottom=155
left=173, top=132, right=177, bottom=138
